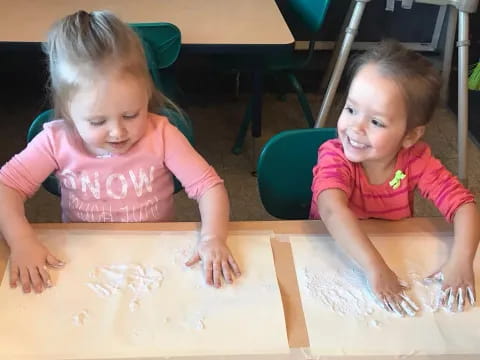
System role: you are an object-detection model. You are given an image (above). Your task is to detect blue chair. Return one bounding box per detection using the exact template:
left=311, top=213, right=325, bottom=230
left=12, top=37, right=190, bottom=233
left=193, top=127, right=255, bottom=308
left=257, top=127, right=337, bottom=219
left=231, top=0, right=331, bottom=154
left=27, top=108, right=194, bottom=196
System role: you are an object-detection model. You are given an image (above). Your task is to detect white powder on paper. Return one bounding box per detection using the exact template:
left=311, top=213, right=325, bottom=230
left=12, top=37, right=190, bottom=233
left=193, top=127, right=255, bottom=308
left=181, top=312, right=206, bottom=331
left=72, top=309, right=89, bottom=326
left=408, top=272, right=442, bottom=313
left=86, top=264, right=164, bottom=312
left=303, top=266, right=377, bottom=318
left=302, top=262, right=448, bottom=321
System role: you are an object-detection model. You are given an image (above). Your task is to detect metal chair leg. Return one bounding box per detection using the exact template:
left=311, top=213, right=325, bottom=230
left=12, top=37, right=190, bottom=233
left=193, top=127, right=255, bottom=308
left=457, top=10, right=470, bottom=183
left=315, top=0, right=370, bottom=128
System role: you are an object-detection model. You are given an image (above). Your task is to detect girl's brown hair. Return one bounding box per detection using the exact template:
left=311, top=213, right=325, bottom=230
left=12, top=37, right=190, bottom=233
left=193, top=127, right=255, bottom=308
left=349, top=39, right=442, bottom=129
left=43, top=10, right=169, bottom=120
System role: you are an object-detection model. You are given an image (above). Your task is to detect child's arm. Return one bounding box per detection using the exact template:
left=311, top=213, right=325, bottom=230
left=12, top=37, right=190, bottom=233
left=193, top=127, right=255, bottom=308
left=0, top=183, right=64, bottom=293
left=185, top=183, right=241, bottom=287
left=414, top=145, right=478, bottom=310
left=434, top=202, right=479, bottom=310
left=318, top=188, right=417, bottom=316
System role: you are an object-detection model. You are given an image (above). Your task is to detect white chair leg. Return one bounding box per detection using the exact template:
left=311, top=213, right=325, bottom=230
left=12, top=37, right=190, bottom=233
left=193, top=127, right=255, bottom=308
left=440, top=6, right=457, bottom=101
left=457, top=11, right=470, bottom=183
left=315, top=0, right=370, bottom=128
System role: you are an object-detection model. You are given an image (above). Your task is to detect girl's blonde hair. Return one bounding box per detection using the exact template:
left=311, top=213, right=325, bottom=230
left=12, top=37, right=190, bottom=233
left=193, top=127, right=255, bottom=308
left=43, top=10, right=169, bottom=120
left=349, top=39, right=442, bottom=130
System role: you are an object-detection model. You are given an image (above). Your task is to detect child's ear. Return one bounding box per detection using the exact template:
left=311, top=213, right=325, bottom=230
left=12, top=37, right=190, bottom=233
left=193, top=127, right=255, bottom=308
left=402, top=126, right=425, bottom=148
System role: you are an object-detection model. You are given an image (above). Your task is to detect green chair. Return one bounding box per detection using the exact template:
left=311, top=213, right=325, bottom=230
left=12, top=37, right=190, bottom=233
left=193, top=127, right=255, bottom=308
left=27, top=108, right=194, bottom=196
left=257, top=127, right=336, bottom=219
left=130, top=22, right=182, bottom=103
left=231, top=0, right=331, bottom=154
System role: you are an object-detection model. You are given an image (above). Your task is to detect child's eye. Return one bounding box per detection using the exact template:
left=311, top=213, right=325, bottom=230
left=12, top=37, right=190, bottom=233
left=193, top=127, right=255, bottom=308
left=123, top=112, right=139, bottom=120
left=344, top=106, right=354, bottom=114
left=89, top=121, right=105, bottom=127
left=371, top=118, right=385, bottom=128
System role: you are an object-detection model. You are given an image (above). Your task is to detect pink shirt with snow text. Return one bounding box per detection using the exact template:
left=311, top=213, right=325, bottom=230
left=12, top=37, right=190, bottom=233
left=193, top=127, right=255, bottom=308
left=0, top=113, right=222, bottom=222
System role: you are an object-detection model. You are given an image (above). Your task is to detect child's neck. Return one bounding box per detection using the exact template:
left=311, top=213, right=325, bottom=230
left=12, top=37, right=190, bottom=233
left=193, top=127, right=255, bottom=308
left=361, top=155, right=399, bottom=185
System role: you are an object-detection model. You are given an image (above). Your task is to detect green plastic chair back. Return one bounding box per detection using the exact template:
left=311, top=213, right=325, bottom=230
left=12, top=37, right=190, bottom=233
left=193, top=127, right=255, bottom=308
left=130, top=22, right=181, bottom=95
left=257, top=127, right=337, bottom=219
left=27, top=108, right=194, bottom=196
left=289, top=0, right=330, bottom=33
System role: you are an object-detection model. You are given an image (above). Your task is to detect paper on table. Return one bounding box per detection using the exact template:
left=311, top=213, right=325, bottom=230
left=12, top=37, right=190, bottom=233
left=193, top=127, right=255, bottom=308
left=290, top=234, right=480, bottom=357
left=0, top=230, right=289, bottom=359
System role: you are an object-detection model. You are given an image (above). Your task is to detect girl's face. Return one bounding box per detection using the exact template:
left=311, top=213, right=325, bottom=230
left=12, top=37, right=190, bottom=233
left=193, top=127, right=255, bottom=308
left=68, top=69, right=150, bottom=156
left=337, top=63, right=411, bottom=171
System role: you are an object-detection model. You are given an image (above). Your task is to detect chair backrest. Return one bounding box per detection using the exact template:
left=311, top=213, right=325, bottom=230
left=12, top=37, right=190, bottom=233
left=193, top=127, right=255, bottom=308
left=289, top=0, right=330, bottom=33
left=27, top=108, right=194, bottom=196
left=130, top=22, right=181, bottom=93
left=257, top=127, right=337, bottom=219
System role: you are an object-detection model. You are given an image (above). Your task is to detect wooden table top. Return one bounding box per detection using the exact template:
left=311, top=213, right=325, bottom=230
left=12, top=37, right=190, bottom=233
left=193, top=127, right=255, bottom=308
left=0, top=217, right=454, bottom=350
left=0, top=0, right=294, bottom=46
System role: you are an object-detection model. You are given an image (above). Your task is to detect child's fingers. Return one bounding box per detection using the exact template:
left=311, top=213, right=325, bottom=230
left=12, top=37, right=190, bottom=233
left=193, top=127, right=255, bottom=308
left=385, top=295, right=404, bottom=317
left=185, top=253, right=201, bottom=267
left=467, top=286, right=476, bottom=306
left=38, top=265, right=52, bottom=288
left=9, top=263, right=19, bottom=288
left=212, top=260, right=222, bottom=288
left=28, top=266, right=45, bottom=293
left=203, top=260, right=214, bottom=286
left=227, top=255, right=241, bottom=276
left=457, top=287, right=465, bottom=312
left=401, top=292, right=419, bottom=312
left=221, top=260, right=233, bottom=284
left=46, top=254, right=65, bottom=268
left=19, top=267, right=31, bottom=293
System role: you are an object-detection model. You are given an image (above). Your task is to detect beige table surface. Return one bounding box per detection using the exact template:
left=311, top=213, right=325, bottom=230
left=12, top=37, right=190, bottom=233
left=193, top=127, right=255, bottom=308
left=0, top=0, right=294, bottom=45
left=0, top=217, right=454, bottom=352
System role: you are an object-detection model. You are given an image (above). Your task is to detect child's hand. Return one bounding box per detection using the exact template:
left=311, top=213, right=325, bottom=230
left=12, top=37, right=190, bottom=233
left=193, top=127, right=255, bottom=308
left=9, top=239, right=64, bottom=293
left=426, top=260, right=476, bottom=312
left=367, top=266, right=419, bottom=317
left=185, top=239, right=241, bottom=288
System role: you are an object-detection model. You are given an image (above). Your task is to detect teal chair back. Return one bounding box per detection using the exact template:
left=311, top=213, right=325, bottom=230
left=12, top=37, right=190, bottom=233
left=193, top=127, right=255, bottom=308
left=130, top=22, right=181, bottom=95
left=27, top=108, right=194, bottom=196
left=257, top=128, right=337, bottom=219
left=289, top=0, right=330, bottom=33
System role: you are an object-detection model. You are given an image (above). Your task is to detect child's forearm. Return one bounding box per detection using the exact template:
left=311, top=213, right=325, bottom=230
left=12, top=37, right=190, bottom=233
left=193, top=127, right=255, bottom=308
left=451, top=202, right=480, bottom=263
left=318, top=190, right=387, bottom=274
left=197, top=184, right=229, bottom=243
left=0, top=183, right=35, bottom=249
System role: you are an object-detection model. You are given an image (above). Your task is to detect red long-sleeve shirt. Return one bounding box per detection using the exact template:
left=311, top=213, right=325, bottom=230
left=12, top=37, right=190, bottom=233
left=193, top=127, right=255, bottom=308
left=310, top=139, right=475, bottom=222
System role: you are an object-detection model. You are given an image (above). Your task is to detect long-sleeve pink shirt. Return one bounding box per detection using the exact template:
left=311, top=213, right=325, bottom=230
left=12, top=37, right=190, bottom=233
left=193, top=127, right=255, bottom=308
left=0, top=113, right=223, bottom=223
left=310, top=139, right=475, bottom=222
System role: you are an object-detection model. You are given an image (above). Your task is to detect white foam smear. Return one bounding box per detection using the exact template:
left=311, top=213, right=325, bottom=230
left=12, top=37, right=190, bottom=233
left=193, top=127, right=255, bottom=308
left=303, top=266, right=376, bottom=318
left=86, top=264, right=164, bottom=312
left=301, top=261, right=462, bottom=325
left=72, top=309, right=89, bottom=326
